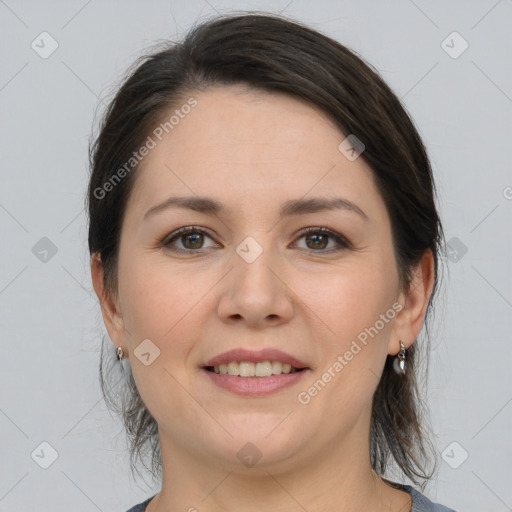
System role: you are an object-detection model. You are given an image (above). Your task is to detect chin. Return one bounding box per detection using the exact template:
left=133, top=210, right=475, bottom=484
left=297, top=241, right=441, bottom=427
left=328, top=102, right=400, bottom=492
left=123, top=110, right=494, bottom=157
left=196, top=428, right=308, bottom=473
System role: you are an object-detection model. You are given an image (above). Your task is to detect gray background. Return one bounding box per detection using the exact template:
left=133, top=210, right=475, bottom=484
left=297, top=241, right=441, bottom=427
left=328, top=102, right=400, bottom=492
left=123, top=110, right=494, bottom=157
left=1, top=1, right=511, bottom=511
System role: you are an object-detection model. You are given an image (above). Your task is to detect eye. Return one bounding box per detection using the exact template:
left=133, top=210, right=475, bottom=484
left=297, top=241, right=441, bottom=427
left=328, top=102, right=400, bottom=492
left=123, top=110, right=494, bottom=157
left=161, top=226, right=219, bottom=253
left=160, top=226, right=350, bottom=255
left=292, top=227, right=350, bottom=254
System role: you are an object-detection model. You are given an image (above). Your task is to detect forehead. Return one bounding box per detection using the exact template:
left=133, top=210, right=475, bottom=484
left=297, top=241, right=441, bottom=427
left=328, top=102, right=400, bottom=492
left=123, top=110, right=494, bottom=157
left=125, top=85, right=382, bottom=220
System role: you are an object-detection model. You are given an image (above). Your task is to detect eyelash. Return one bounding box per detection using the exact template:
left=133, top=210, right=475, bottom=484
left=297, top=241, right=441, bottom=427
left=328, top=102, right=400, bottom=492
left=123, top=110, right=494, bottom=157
left=159, top=226, right=351, bottom=255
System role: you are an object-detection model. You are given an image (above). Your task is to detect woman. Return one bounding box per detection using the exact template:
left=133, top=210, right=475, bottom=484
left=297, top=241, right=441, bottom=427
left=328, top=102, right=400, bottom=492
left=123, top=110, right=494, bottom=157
left=87, top=13, right=456, bottom=512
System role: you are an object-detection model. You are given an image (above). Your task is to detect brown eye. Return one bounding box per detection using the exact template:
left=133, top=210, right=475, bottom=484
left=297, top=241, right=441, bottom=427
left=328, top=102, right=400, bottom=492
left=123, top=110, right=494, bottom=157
left=162, top=227, right=218, bottom=253
left=294, top=227, right=350, bottom=254
left=181, top=232, right=204, bottom=249
left=304, top=232, right=329, bottom=250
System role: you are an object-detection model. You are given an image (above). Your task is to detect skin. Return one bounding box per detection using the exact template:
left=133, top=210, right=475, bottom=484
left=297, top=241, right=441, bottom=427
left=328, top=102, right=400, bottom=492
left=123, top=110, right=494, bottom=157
left=91, top=85, right=435, bottom=512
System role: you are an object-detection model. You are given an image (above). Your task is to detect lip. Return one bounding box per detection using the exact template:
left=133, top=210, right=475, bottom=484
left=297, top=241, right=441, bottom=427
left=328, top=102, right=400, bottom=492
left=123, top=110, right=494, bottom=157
left=202, top=367, right=310, bottom=396
left=202, top=348, right=310, bottom=370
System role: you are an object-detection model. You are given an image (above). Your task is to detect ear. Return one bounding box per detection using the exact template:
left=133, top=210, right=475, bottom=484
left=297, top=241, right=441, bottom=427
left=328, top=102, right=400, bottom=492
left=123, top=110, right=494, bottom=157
left=388, top=249, right=436, bottom=355
left=90, top=253, right=127, bottom=352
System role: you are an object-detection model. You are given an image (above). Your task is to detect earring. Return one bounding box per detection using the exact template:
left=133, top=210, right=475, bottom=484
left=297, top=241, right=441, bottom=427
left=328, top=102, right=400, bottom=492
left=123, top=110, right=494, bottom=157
left=116, top=346, right=124, bottom=361
left=393, top=341, right=407, bottom=375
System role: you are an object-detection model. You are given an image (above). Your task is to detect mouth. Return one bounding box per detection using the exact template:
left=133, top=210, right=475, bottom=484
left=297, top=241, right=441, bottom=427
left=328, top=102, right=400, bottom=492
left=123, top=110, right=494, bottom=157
left=203, top=360, right=308, bottom=377
left=202, top=362, right=310, bottom=396
left=201, top=348, right=311, bottom=395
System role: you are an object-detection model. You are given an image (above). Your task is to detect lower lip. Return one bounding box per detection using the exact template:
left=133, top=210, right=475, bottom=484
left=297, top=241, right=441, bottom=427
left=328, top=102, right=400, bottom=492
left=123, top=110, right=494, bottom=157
left=202, top=368, right=309, bottom=396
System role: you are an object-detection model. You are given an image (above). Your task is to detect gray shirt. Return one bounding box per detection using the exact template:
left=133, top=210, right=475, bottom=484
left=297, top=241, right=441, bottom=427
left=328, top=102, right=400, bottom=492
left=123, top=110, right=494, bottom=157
left=125, top=485, right=456, bottom=511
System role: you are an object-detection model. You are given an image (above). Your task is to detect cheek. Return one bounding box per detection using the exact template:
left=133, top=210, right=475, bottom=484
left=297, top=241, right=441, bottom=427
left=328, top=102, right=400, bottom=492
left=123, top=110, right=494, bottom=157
left=298, top=261, right=396, bottom=341
left=294, top=262, right=397, bottom=414
left=118, top=259, right=214, bottom=388
left=121, top=263, right=204, bottom=426
left=119, top=258, right=200, bottom=340
left=296, top=268, right=394, bottom=420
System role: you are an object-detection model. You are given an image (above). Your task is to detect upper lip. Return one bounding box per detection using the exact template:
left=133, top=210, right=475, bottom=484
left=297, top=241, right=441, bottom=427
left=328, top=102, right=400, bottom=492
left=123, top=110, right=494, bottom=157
left=203, top=348, right=310, bottom=369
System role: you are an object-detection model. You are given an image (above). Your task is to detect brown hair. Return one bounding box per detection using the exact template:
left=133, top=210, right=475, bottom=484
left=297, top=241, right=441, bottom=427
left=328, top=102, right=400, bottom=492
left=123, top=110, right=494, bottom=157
left=87, top=12, right=444, bottom=488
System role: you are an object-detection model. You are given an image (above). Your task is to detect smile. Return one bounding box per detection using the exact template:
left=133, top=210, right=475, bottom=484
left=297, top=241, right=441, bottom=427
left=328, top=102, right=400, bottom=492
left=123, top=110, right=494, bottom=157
left=205, top=360, right=304, bottom=377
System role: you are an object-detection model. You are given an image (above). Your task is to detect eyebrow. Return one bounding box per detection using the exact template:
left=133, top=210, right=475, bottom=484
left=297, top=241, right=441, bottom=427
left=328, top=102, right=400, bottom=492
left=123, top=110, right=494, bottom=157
left=143, top=196, right=368, bottom=221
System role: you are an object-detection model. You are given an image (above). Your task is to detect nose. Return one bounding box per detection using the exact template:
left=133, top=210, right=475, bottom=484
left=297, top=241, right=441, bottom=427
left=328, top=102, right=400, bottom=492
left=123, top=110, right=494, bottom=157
left=217, top=246, right=294, bottom=329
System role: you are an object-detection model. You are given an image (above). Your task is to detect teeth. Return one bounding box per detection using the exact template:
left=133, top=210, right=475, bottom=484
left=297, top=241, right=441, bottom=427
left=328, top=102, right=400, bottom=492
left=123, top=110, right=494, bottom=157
left=239, top=362, right=254, bottom=377
left=227, top=362, right=239, bottom=376
left=256, top=361, right=272, bottom=377
left=212, top=360, right=297, bottom=377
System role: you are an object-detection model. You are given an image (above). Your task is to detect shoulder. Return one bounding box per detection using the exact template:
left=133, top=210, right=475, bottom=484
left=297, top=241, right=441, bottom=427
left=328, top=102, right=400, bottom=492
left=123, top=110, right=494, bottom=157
left=403, top=485, right=457, bottom=512
left=124, top=495, right=156, bottom=512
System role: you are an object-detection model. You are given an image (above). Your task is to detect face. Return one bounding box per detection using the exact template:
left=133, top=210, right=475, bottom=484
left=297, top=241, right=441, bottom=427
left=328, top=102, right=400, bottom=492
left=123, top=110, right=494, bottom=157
left=99, top=85, right=413, bottom=474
